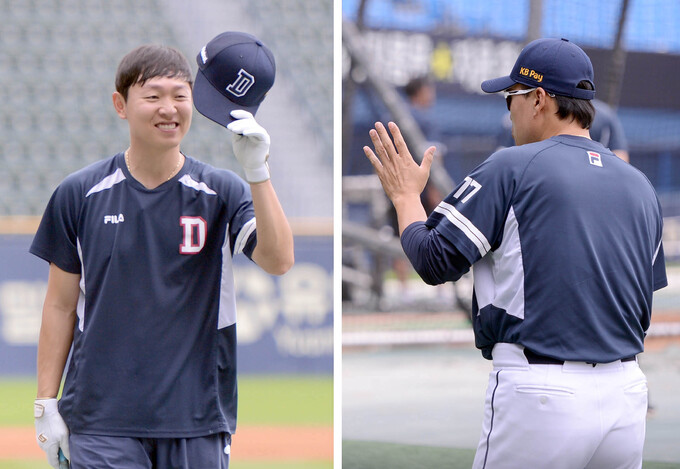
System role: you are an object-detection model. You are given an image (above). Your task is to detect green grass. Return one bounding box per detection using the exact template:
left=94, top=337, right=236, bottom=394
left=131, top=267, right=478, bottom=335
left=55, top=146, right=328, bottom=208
left=343, top=440, right=474, bottom=469
left=238, top=375, right=333, bottom=426
left=343, top=440, right=680, bottom=469
left=0, top=379, right=35, bottom=426
left=0, top=375, right=333, bottom=427
left=0, top=462, right=47, bottom=469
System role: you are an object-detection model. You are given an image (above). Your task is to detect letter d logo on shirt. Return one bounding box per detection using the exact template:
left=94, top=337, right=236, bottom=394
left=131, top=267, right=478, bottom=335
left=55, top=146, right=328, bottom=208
left=180, top=216, right=207, bottom=254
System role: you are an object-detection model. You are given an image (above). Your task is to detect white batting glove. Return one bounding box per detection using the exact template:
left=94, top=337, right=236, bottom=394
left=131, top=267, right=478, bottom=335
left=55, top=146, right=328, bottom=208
left=34, top=398, right=70, bottom=469
left=227, top=110, right=271, bottom=183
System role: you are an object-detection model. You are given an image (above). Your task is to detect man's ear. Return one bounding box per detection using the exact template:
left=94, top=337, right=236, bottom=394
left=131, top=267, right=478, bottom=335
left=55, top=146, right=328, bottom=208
left=112, top=92, right=127, bottom=119
left=533, top=88, right=550, bottom=114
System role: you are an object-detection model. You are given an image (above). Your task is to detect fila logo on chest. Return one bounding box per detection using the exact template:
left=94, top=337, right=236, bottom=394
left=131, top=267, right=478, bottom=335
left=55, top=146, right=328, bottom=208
left=180, top=216, right=207, bottom=254
left=104, top=214, right=125, bottom=224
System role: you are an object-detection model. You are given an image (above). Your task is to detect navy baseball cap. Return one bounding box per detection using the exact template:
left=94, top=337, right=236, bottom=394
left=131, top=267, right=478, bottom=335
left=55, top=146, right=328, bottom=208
left=481, top=38, right=595, bottom=99
left=193, top=31, right=276, bottom=127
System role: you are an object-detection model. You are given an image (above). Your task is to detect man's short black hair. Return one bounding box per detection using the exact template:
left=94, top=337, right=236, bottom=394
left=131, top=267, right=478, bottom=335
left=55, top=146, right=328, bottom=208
left=115, top=45, right=193, bottom=100
left=554, top=80, right=596, bottom=129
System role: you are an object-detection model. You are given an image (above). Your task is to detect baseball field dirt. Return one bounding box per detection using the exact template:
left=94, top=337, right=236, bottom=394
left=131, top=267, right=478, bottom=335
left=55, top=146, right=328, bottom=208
left=0, top=425, right=333, bottom=463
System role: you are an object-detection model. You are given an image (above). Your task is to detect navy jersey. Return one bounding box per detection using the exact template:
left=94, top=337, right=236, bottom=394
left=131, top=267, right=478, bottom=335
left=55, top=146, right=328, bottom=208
left=30, top=152, right=257, bottom=438
left=405, top=135, right=666, bottom=362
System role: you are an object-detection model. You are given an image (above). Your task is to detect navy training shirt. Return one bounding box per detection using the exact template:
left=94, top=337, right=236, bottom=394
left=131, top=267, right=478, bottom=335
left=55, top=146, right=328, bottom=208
left=403, top=135, right=667, bottom=362
left=30, top=152, right=256, bottom=437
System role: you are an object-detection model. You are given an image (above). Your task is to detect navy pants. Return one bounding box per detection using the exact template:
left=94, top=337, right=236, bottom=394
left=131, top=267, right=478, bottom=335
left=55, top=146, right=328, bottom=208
left=69, top=432, right=231, bottom=468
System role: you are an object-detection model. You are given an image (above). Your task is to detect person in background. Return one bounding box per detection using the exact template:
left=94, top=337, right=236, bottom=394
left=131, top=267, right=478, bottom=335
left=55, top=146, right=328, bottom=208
left=590, top=98, right=629, bottom=162
left=388, top=76, right=446, bottom=301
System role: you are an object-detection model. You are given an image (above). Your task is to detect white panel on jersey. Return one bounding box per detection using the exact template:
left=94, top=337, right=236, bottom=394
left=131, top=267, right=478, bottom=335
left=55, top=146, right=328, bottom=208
left=473, top=206, right=525, bottom=319
left=85, top=168, right=126, bottom=197
left=434, top=201, right=491, bottom=256
left=218, top=229, right=237, bottom=330
left=178, top=174, right=217, bottom=195
left=653, top=240, right=662, bottom=263
left=234, top=218, right=256, bottom=255
left=76, top=239, right=86, bottom=331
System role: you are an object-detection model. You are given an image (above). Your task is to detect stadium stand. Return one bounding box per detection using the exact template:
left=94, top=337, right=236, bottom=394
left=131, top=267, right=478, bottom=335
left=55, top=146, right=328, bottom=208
left=342, top=0, right=680, bottom=53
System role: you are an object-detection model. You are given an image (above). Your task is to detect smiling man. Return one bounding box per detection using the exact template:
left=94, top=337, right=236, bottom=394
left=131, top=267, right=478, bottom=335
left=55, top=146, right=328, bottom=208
left=364, top=38, right=666, bottom=469
left=30, top=42, right=293, bottom=469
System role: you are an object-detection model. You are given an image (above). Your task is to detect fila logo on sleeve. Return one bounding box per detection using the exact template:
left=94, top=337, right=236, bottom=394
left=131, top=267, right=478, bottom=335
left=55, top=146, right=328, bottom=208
left=180, top=216, right=207, bottom=254
left=588, top=151, right=603, bottom=167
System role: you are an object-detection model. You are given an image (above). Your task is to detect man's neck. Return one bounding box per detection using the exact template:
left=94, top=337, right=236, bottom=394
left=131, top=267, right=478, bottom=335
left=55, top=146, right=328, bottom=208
left=125, top=144, right=184, bottom=189
left=541, top=118, right=591, bottom=142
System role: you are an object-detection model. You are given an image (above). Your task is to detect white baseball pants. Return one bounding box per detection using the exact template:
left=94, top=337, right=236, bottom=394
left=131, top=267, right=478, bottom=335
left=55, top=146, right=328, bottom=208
left=473, top=343, right=647, bottom=469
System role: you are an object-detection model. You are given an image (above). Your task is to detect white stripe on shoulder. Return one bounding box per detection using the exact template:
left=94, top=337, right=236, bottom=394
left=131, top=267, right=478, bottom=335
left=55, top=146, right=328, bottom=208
left=434, top=201, right=491, bottom=256
left=76, top=239, right=86, bottom=332
left=179, top=174, right=217, bottom=195
left=653, top=240, right=662, bottom=263
left=234, top=217, right=256, bottom=255
left=85, top=168, right=126, bottom=197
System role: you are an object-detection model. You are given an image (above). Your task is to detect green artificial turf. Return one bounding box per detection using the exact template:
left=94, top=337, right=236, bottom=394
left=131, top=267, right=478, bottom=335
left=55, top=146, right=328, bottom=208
left=0, top=375, right=333, bottom=427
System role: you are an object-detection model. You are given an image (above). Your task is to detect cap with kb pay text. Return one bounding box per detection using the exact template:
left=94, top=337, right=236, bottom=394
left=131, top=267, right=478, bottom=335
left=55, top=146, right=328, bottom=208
left=193, top=31, right=276, bottom=127
left=481, top=38, right=595, bottom=99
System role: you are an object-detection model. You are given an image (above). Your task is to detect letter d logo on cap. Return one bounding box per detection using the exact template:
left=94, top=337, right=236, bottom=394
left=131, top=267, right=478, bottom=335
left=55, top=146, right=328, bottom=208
left=226, top=69, right=255, bottom=98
